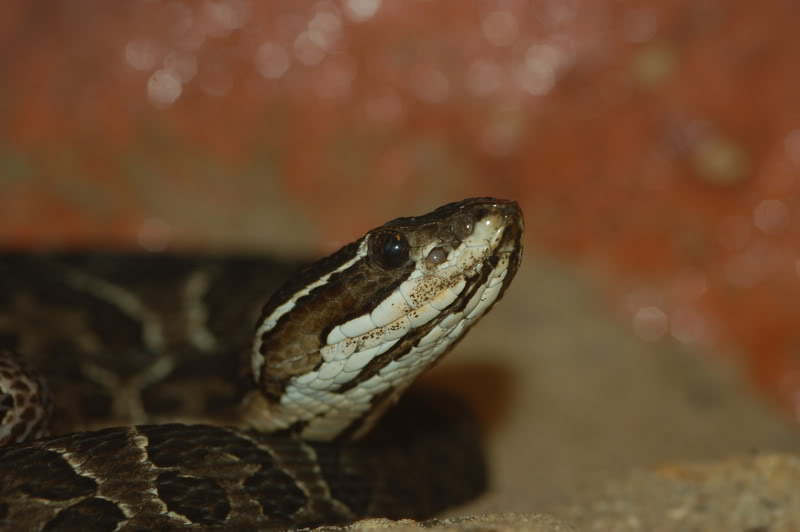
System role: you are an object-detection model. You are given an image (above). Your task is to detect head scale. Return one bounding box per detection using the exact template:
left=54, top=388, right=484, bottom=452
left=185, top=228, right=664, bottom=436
left=243, top=197, right=524, bottom=440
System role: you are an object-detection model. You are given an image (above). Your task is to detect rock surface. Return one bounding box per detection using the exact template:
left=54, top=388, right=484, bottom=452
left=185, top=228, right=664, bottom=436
left=403, top=255, right=800, bottom=530
left=561, top=453, right=800, bottom=531
left=317, top=513, right=574, bottom=532
left=325, top=453, right=800, bottom=531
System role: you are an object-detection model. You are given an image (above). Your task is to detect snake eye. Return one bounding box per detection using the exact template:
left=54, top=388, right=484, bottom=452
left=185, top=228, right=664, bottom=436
left=369, top=230, right=410, bottom=270
left=452, top=214, right=475, bottom=240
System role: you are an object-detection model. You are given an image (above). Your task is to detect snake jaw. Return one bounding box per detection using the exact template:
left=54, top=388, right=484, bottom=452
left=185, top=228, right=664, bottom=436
left=247, top=198, right=524, bottom=440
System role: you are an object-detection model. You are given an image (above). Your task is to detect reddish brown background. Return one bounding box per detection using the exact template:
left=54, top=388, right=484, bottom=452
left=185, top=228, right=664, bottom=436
left=1, top=0, right=799, bottom=418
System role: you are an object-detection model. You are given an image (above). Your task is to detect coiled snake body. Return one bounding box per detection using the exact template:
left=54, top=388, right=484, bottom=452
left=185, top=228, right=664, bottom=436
left=0, top=198, right=524, bottom=530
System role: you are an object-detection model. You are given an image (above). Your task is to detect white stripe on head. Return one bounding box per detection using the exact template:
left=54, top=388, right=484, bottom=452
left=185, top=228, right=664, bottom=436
left=251, top=244, right=366, bottom=382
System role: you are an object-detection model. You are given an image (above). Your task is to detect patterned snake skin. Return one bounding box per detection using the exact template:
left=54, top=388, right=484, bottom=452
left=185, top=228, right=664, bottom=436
left=0, top=198, right=524, bottom=530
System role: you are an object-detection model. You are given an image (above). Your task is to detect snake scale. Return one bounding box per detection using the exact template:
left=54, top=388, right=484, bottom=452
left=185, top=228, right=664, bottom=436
left=0, top=198, right=524, bottom=531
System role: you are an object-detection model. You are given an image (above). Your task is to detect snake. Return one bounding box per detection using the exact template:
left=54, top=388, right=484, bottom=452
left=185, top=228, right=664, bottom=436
left=0, top=197, right=524, bottom=531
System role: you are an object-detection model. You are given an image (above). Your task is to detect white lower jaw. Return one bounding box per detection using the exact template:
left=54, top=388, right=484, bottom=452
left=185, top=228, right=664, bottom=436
left=264, top=248, right=511, bottom=441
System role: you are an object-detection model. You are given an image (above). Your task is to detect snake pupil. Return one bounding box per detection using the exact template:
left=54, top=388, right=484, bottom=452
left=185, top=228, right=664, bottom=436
left=369, top=230, right=410, bottom=270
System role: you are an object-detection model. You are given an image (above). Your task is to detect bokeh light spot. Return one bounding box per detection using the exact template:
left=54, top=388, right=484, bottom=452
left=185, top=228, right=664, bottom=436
left=753, top=199, right=789, bottom=234
left=515, top=43, right=567, bottom=96
left=308, top=4, right=342, bottom=51
left=344, top=0, right=381, bottom=22
left=294, top=31, right=326, bottom=66
left=723, top=243, right=778, bottom=288
left=147, top=69, right=183, bottom=106
left=318, top=56, right=357, bottom=100
left=137, top=218, right=173, bottom=252
left=633, top=306, right=668, bottom=342
left=632, top=43, right=677, bottom=87
left=692, top=134, right=750, bottom=185
left=482, top=10, right=518, bottom=47
left=364, top=90, right=405, bottom=126
left=125, top=38, right=161, bottom=71
left=670, top=307, right=705, bottom=344
left=466, top=59, right=502, bottom=96
left=204, top=0, right=251, bottom=36
left=256, top=42, right=290, bottom=79
left=164, top=50, right=197, bottom=82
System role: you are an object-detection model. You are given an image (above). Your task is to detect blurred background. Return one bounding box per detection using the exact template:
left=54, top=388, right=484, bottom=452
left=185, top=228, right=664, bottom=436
left=2, top=0, right=800, bottom=512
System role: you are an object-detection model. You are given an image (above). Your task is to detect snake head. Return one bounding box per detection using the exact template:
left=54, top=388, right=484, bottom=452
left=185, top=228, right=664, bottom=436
left=245, top=198, right=524, bottom=440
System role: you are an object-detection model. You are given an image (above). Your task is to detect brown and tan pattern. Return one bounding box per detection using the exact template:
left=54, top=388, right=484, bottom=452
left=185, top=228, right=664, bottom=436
left=0, top=349, right=51, bottom=446
left=1, top=392, right=487, bottom=530
left=0, top=198, right=524, bottom=530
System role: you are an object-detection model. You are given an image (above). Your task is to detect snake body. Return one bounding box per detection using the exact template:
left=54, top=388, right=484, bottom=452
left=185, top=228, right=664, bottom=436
left=0, top=198, right=524, bottom=530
